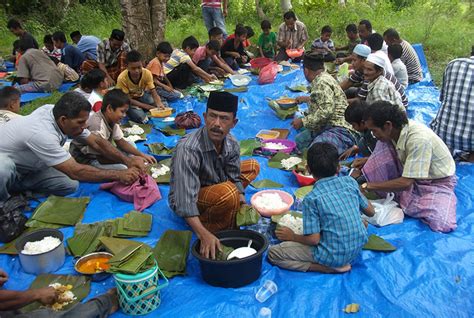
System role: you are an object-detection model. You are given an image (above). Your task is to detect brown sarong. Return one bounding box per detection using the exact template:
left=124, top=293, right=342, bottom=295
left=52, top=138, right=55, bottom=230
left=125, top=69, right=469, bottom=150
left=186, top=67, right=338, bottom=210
left=197, top=159, right=260, bottom=232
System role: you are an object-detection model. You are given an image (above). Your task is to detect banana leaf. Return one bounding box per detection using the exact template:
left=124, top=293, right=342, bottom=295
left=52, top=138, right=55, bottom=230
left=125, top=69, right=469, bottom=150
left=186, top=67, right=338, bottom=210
left=223, top=86, right=248, bottom=93
left=294, top=186, right=314, bottom=200
left=240, top=139, right=262, bottom=156
left=21, top=274, right=90, bottom=313
left=99, top=236, right=144, bottom=255
left=108, top=244, right=143, bottom=265
left=147, top=143, right=174, bottom=156
left=124, top=211, right=152, bottom=232
left=271, top=210, right=302, bottom=224
left=25, top=219, right=63, bottom=229
left=267, top=152, right=291, bottom=169
left=268, top=100, right=298, bottom=120
left=285, top=84, right=308, bottom=93
left=67, top=225, right=105, bottom=257
left=27, top=196, right=90, bottom=227
left=109, top=249, right=154, bottom=274
left=115, top=218, right=148, bottom=237
left=153, top=230, right=192, bottom=278
left=160, top=126, right=186, bottom=136
left=236, top=204, right=260, bottom=227
left=151, top=159, right=172, bottom=184
left=122, top=122, right=152, bottom=139
left=251, top=179, right=283, bottom=189
left=216, top=244, right=235, bottom=261
left=362, top=234, right=396, bottom=252
left=74, top=220, right=115, bottom=237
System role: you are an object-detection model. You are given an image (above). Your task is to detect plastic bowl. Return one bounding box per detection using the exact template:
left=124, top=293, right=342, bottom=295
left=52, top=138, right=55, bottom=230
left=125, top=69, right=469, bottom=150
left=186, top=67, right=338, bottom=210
left=192, top=230, right=268, bottom=288
left=250, top=57, right=273, bottom=69
left=261, top=139, right=296, bottom=154
left=292, top=170, right=316, bottom=187
left=229, top=74, right=252, bottom=87
left=276, top=98, right=297, bottom=109
left=150, top=107, right=173, bottom=118
left=286, top=49, right=304, bottom=59
left=256, top=129, right=280, bottom=140
left=251, top=190, right=294, bottom=217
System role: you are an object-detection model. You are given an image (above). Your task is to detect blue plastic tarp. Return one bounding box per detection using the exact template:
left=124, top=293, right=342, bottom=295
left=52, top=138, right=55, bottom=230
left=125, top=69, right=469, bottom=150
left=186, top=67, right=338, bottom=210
left=1, top=45, right=473, bottom=317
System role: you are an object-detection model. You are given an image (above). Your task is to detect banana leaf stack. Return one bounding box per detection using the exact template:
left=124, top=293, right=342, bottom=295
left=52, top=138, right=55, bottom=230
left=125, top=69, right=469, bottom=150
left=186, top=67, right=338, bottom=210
left=153, top=230, right=192, bottom=278
left=268, top=100, right=298, bottom=120
left=113, top=211, right=152, bottom=238
left=100, top=237, right=155, bottom=274
left=147, top=142, right=174, bottom=157
left=26, top=196, right=90, bottom=229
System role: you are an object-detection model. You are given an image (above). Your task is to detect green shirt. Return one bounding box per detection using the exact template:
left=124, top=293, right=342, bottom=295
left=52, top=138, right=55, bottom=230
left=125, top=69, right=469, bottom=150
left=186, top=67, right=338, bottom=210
left=302, top=72, right=351, bottom=132
left=258, top=32, right=277, bottom=56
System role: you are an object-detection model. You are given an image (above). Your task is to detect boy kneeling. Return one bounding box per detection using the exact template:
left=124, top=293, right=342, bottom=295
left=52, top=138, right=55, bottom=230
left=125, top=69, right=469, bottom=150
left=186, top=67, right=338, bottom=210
left=268, top=142, right=374, bottom=273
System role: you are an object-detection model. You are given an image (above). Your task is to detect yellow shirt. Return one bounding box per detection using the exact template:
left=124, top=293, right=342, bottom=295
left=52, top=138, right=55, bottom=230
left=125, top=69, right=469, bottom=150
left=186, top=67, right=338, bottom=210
left=116, top=68, right=155, bottom=98
left=394, top=120, right=455, bottom=180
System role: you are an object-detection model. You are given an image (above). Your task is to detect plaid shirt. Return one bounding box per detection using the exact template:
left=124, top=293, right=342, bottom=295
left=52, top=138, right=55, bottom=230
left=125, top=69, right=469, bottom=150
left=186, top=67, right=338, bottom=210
left=430, top=57, right=474, bottom=151
left=302, top=72, right=351, bottom=131
left=366, top=75, right=404, bottom=109
left=277, top=21, right=308, bottom=49
left=303, top=176, right=369, bottom=267
left=169, top=127, right=243, bottom=218
left=396, top=120, right=455, bottom=179
left=96, top=39, right=131, bottom=67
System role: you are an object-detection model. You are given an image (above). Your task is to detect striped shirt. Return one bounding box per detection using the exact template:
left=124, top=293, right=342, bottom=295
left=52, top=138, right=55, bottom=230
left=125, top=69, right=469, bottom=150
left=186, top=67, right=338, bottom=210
left=430, top=57, right=474, bottom=151
left=201, top=0, right=222, bottom=8
left=351, top=69, right=409, bottom=107
left=164, top=49, right=192, bottom=74
left=169, top=127, right=243, bottom=218
left=395, top=120, right=455, bottom=179
left=400, top=40, right=422, bottom=83
left=277, top=21, right=309, bottom=49
left=96, top=39, right=131, bottom=67
left=366, top=75, right=404, bottom=109
left=303, top=176, right=369, bottom=267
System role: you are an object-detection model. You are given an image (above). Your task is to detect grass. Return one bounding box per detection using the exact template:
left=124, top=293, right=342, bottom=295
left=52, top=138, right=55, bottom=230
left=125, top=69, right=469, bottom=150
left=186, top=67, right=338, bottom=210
left=2, top=0, right=472, bottom=114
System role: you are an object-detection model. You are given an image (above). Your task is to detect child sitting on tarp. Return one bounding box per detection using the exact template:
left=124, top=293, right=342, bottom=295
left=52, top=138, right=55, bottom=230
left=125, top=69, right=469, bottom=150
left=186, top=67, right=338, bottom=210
left=0, top=87, right=21, bottom=125
left=268, top=142, right=374, bottom=273
left=146, top=41, right=182, bottom=104
left=117, top=50, right=165, bottom=124
left=164, top=36, right=217, bottom=89
left=74, top=68, right=108, bottom=102
left=70, top=89, right=156, bottom=170
left=258, top=20, right=277, bottom=58
left=311, top=25, right=336, bottom=58
left=340, top=100, right=377, bottom=170
left=221, top=25, right=249, bottom=70
left=42, top=34, right=62, bottom=60
left=192, top=40, right=222, bottom=76
left=335, top=23, right=361, bottom=64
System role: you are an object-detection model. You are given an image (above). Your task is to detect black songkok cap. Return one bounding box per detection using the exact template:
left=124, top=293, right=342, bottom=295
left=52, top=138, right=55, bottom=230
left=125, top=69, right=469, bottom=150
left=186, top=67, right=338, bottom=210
left=303, top=52, right=325, bottom=71
left=207, top=91, right=238, bottom=115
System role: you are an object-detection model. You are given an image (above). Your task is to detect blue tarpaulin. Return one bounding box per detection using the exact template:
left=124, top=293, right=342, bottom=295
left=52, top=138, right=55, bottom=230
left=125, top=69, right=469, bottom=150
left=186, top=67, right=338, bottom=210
left=1, top=45, right=473, bottom=317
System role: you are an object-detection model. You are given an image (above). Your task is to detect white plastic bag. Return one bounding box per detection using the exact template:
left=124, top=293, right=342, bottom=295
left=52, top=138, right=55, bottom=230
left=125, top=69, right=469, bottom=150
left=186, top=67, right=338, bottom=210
left=362, top=193, right=404, bottom=227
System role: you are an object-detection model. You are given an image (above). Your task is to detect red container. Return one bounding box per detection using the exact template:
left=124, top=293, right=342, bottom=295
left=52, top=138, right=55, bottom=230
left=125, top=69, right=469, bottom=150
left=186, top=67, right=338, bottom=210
left=286, top=49, right=304, bottom=59
left=292, top=170, right=316, bottom=187
left=250, top=57, right=273, bottom=69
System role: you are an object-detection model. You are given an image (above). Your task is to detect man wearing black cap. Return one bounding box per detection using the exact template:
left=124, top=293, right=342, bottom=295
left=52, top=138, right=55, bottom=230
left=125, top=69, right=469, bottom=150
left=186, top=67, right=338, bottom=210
left=81, top=29, right=131, bottom=86
left=292, top=52, right=355, bottom=154
left=169, top=91, right=260, bottom=259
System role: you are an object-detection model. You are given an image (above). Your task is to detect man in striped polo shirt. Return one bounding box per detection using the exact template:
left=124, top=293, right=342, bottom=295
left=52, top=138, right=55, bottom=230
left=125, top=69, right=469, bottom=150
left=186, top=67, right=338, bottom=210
left=202, top=0, right=228, bottom=38
left=383, top=28, right=423, bottom=84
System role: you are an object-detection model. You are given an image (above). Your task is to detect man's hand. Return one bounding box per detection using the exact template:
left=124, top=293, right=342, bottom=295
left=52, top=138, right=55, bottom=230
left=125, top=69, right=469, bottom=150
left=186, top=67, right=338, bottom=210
left=117, top=168, right=140, bottom=185
left=291, top=117, right=304, bottom=130
left=295, top=96, right=310, bottom=104
left=106, top=76, right=115, bottom=87
left=127, top=156, right=147, bottom=172
left=0, top=269, right=8, bottom=287
left=275, top=226, right=295, bottom=241
left=339, top=146, right=357, bottom=161
left=164, top=86, right=174, bottom=93
left=199, top=231, right=222, bottom=260
left=140, top=154, right=157, bottom=165
left=352, top=157, right=368, bottom=169
left=239, top=194, right=246, bottom=205
left=36, top=287, right=58, bottom=305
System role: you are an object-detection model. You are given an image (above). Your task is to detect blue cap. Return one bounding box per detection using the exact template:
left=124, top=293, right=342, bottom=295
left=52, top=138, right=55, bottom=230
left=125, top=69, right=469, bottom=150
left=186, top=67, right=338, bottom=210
left=353, top=44, right=371, bottom=58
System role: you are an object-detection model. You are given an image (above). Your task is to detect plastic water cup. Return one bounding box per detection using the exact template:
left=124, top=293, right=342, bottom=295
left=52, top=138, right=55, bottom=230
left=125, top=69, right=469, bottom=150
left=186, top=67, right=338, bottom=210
left=255, top=280, right=278, bottom=303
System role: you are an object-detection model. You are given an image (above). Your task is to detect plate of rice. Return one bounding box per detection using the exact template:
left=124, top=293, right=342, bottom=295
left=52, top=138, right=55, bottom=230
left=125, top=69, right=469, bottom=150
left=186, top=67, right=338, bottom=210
left=251, top=190, right=294, bottom=217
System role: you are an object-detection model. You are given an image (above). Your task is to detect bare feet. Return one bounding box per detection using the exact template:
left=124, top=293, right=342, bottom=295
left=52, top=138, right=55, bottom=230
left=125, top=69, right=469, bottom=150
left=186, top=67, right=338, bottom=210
left=107, top=288, right=119, bottom=314
left=468, top=152, right=474, bottom=163
left=308, top=263, right=352, bottom=273
left=333, top=264, right=352, bottom=273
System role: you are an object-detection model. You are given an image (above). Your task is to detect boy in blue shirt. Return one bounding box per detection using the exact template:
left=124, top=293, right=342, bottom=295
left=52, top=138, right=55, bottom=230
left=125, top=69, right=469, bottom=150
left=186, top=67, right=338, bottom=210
left=268, top=142, right=374, bottom=273
left=52, top=31, right=85, bottom=73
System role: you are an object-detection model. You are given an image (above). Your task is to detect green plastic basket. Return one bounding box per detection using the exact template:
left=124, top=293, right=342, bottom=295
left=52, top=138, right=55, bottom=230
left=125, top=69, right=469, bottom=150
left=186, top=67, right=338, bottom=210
left=114, top=263, right=169, bottom=316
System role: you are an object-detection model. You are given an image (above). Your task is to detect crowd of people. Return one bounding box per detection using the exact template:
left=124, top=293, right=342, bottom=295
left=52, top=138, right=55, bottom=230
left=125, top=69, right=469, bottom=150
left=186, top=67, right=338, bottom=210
left=0, top=2, right=473, bottom=314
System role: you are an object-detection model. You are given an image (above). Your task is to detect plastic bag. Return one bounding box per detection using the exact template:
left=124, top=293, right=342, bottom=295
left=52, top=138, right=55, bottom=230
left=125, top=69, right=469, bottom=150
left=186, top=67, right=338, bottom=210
left=362, top=193, right=404, bottom=227
left=100, top=174, right=161, bottom=211
left=236, top=204, right=260, bottom=227
left=174, top=111, right=202, bottom=129
left=258, top=62, right=278, bottom=85
left=0, top=195, right=29, bottom=243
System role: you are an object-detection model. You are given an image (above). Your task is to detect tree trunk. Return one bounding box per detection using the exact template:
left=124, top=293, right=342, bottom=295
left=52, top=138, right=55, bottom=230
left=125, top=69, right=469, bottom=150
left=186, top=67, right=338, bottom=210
left=338, top=0, right=346, bottom=6
left=120, top=0, right=166, bottom=62
left=280, top=0, right=292, bottom=13
left=255, top=0, right=267, bottom=19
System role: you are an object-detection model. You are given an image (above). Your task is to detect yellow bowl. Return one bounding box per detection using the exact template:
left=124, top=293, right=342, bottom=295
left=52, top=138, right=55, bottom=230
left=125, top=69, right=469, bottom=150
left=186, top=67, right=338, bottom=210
left=150, top=108, right=173, bottom=118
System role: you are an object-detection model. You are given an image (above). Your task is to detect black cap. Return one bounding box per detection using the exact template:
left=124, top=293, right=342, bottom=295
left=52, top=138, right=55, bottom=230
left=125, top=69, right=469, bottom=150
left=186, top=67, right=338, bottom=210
left=207, top=91, right=238, bottom=115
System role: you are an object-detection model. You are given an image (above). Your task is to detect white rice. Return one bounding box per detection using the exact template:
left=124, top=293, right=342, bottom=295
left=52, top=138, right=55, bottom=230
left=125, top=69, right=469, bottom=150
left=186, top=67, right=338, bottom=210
left=278, top=214, right=303, bottom=234
left=22, top=236, right=61, bottom=255
left=281, top=157, right=302, bottom=170
left=254, top=192, right=288, bottom=211
left=264, top=142, right=288, bottom=150
left=123, top=124, right=144, bottom=135
left=151, top=165, right=170, bottom=178
left=124, top=135, right=143, bottom=143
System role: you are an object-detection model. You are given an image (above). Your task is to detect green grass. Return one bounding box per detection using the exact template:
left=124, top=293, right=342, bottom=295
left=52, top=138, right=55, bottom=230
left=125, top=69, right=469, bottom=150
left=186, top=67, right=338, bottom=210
left=3, top=0, right=473, bottom=115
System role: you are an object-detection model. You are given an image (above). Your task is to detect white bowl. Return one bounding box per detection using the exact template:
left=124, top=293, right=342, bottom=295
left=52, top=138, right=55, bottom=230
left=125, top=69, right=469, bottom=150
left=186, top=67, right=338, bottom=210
left=230, top=74, right=252, bottom=87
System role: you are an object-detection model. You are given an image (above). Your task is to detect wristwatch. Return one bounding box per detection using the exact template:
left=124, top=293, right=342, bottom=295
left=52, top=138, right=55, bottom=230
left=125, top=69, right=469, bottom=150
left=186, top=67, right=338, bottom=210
left=361, top=182, right=368, bottom=190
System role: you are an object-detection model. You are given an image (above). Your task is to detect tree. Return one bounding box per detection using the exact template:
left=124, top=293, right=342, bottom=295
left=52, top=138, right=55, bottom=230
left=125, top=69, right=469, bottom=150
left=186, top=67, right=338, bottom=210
left=255, top=0, right=267, bottom=19
left=120, top=0, right=166, bottom=61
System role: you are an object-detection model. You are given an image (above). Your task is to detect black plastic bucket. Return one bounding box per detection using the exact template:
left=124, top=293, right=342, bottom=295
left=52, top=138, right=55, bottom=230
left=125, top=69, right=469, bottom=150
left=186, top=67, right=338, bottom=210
left=192, top=230, right=268, bottom=288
